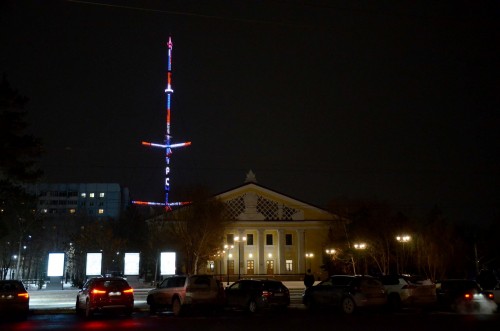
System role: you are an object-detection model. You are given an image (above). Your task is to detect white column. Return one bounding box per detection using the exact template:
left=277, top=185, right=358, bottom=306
left=258, top=229, right=265, bottom=275
left=278, top=229, right=286, bottom=275
left=297, top=229, right=305, bottom=274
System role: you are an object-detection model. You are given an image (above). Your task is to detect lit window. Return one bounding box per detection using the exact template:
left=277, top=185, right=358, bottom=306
left=81, top=193, right=86, bottom=198
left=89, top=193, right=95, bottom=198
left=42, top=209, right=48, bottom=213
left=99, top=193, right=105, bottom=198
left=286, top=260, right=293, bottom=271
left=98, top=209, right=104, bottom=214
left=69, top=209, right=76, bottom=214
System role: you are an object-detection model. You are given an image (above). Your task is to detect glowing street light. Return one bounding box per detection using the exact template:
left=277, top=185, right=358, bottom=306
left=354, top=243, right=367, bottom=250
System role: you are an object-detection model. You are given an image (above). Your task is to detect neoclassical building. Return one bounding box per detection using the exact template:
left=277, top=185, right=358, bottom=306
left=208, top=171, right=340, bottom=280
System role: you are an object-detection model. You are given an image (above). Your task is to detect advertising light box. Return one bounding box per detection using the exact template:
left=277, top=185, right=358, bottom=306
left=160, top=252, right=176, bottom=275
left=86, top=253, right=102, bottom=276
left=47, top=253, right=65, bottom=277
left=124, top=253, right=140, bottom=276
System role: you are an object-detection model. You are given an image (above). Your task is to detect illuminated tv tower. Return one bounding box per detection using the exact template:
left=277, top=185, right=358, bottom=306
left=132, top=37, right=191, bottom=210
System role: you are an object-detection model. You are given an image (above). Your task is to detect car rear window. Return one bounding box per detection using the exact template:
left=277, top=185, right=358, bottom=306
left=0, top=281, right=24, bottom=292
left=190, top=276, right=212, bottom=288
left=262, top=281, right=285, bottom=291
left=95, top=279, right=128, bottom=288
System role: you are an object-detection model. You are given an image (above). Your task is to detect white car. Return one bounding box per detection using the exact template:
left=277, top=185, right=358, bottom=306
left=378, top=275, right=436, bottom=310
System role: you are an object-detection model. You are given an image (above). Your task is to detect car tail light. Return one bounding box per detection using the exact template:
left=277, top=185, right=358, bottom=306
left=262, top=290, right=270, bottom=298
left=92, top=289, right=107, bottom=295
left=17, top=293, right=29, bottom=299
left=486, top=293, right=494, bottom=300
left=123, top=288, right=133, bottom=294
left=464, top=293, right=472, bottom=300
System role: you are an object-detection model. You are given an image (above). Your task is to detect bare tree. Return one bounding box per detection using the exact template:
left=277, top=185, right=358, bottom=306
left=161, top=187, right=232, bottom=274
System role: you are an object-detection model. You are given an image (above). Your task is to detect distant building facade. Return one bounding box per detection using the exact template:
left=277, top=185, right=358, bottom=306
left=204, top=171, right=341, bottom=280
left=26, top=183, right=130, bottom=219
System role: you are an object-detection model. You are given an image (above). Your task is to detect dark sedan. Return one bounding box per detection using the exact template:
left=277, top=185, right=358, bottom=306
left=435, top=279, right=496, bottom=313
left=0, top=280, right=30, bottom=320
left=225, top=279, right=290, bottom=313
left=302, top=275, right=387, bottom=314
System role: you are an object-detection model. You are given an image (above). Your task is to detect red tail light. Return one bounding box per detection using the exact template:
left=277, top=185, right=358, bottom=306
left=464, top=293, right=472, bottom=299
left=487, top=293, right=494, bottom=300
left=17, top=293, right=29, bottom=299
left=262, top=290, right=270, bottom=298
left=92, top=289, right=107, bottom=295
left=123, top=288, right=134, bottom=294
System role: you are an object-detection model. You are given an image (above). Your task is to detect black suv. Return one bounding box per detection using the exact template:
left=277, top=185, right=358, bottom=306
left=225, top=279, right=290, bottom=313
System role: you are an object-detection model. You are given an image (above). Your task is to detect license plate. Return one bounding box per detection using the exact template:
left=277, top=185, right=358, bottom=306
left=109, top=292, right=121, bottom=296
left=274, top=293, right=283, bottom=296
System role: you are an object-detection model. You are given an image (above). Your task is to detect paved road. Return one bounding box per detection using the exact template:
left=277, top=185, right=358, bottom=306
left=3, top=308, right=500, bottom=331
left=27, top=283, right=306, bottom=312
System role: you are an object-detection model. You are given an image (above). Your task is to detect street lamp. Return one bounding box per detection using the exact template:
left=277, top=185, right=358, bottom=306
left=224, top=244, right=233, bottom=285
left=305, top=253, right=314, bottom=272
left=396, top=235, right=411, bottom=274
left=234, top=236, right=246, bottom=280
left=353, top=243, right=367, bottom=275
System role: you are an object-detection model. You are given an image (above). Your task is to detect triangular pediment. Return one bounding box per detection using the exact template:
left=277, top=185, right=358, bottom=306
left=216, top=183, right=335, bottom=221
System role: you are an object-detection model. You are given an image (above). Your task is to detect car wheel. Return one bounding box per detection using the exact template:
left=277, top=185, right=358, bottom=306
left=248, top=300, right=258, bottom=313
left=84, top=299, right=93, bottom=318
left=125, top=307, right=133, bottom=317
left=148, top=297, right=157, bottom=315
left=172, top=298, right=183, bottom=316
left=75, top=298, right=82, bottom=316
left=341, top=297, right=356, bottom=314
left=304, top=297, right=316, bottom=310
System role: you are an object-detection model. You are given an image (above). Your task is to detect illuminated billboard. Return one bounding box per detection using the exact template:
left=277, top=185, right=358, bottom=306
left=160, top=252, right=176, bottom=275
left=86, top=253, right=102, bottom=276
left=47, top=253, right=65, bottom=277
left=124, top=253, right=140, bottom=276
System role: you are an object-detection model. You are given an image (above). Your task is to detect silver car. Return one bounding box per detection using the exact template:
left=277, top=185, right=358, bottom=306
left=147, top=275, right=225, bottom=316
left=302, top=275, right=387, bottom=314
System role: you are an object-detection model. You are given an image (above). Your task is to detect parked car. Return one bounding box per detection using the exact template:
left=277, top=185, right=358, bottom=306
left=302, top=275, right=387, bottom=314
left=490, top=282, right=500, bottom=305
left=225, top=279, right=290, bottom=313
left=435, top=279, right=496, bottom=313
left=147, top=275, right=225, bottom=316
left=378, top=274, right=436, bottom=310
left=0, top=280, right=30, bottom=320
left=75, top=277, right=134, bottom=318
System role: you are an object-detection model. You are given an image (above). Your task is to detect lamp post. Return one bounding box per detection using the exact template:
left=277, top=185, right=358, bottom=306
left=396, top=235, right=411, bottom=274
left=234, top=236, right=246, bottom=280
left=224, top=244, right=233, bottom=285
left=305, top=253, right=314, bottom=272
left=353, top=243, right=367, bottom=275
left=325, top=249, right=336, bottom=276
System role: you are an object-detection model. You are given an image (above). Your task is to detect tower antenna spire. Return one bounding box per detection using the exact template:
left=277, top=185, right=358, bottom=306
left=132, top=36, right=191, bottom=210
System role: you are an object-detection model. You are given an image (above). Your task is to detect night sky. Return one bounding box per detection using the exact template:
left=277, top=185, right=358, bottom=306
left=2, top=1, right=499, bottom=223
